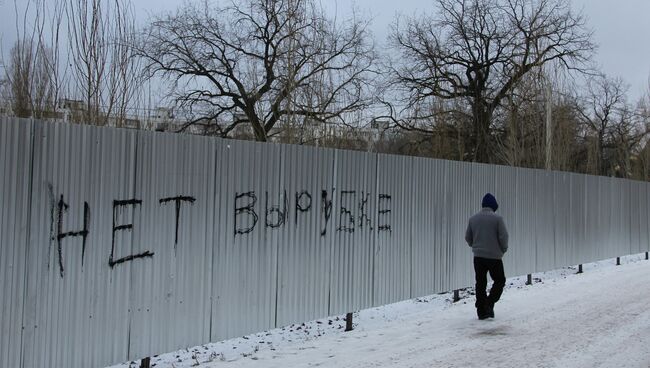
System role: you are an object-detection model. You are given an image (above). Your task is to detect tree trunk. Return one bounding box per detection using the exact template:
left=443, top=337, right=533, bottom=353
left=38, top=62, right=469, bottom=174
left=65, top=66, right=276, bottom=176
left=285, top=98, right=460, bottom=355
left=472, top=102, right=492, bottom=163
left=250, top=117, right=267, bottom=142
left=597, top=132, right=605, bottom=175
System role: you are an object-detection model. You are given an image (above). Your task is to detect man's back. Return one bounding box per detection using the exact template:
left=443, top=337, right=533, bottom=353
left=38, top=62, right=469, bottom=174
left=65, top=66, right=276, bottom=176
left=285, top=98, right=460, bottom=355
left=468, top=193, right=509, bottom=320
left=465, top=208, right=509, bottom=260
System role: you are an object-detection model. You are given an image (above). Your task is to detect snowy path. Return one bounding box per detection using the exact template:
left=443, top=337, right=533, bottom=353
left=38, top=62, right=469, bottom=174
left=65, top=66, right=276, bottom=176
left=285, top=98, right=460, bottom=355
left=225, top=259, right=650, bottom=368
left=110, top=256, right=650, bottom=368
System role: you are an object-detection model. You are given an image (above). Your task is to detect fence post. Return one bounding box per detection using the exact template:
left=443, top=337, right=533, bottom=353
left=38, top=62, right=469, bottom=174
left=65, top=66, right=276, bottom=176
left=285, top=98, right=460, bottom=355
left=577, top=264, right=583, bottom=274
left=616, top=257, right=621, bottom=266
left=646, top=252, right=648, bottom=260
left=345, top=312, right=353, bottom=332
left=525, top=274, right=532, bottom=285
left=453, top=290, right=460, bottom=302
left=140, top=357, right=151, bottom=368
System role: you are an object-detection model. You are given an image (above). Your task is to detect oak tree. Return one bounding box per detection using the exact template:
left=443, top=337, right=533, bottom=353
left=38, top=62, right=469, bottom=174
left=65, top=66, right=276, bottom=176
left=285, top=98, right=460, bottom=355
left=140, top=0, right=376, bottom=140
left=389, top=0, right=593, bottom=162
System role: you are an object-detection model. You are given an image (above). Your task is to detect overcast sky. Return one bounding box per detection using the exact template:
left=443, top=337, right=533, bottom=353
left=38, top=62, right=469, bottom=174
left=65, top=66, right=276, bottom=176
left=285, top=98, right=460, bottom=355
left=1, top=0, right=649, bottom=100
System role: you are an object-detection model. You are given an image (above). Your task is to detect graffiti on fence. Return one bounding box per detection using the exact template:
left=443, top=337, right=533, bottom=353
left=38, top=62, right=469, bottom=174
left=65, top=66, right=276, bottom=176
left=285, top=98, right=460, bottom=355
left=50, top=186, right=393, bottom=277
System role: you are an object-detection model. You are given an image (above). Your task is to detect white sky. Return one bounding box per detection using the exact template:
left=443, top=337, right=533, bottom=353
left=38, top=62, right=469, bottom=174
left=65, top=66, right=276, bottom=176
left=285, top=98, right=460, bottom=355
left=1, top=0, right=649, bottom=100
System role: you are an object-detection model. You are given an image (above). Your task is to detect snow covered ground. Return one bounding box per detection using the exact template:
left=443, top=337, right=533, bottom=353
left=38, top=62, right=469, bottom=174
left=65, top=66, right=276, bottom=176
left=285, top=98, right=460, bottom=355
left=109, top=254, right=650, bottom=368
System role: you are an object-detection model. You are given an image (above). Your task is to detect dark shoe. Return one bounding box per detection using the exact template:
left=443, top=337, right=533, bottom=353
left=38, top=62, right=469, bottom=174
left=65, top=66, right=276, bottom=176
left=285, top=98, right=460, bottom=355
left=486, top=303, right=495, bottom=318
left=476, top=306, right=489, bottom=320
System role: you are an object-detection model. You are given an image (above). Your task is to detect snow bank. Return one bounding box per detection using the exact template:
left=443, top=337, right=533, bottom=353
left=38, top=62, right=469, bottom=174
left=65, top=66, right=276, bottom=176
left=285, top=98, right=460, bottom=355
left=108, top=253, right=650, bottom=368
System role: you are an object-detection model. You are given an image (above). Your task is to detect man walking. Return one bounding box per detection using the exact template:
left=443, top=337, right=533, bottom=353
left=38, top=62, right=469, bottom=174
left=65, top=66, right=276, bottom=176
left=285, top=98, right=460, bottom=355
left=465, top=193, right=508, bottom=320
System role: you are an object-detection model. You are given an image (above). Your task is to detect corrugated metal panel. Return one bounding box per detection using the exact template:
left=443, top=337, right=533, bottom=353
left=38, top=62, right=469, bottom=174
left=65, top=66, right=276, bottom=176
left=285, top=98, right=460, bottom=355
left=622, top=179, right=634, bottom=255
left=534, top=169, right=556, bottom=273
left=551, top=171, right=572, bottom=269
left=3, top=116, right=650, bottom=368
left=617, top=178, right=630, bottom=254
left=410, top=157, right=449, bottom=296
left=328, top=150, right=377, bottom=315
left=447, top=160, right=475, bottom=291
left=601, top=177, right=623, bottom=260
left=601, top=177, right=615, bottom=259
left=627, top=181, right=645, bottom=253
left=605, top=177, right=623, bottom=259
left=211, top=139, right=281, bottom=341
left=641, top=183, right=650, bottom=252
left=373, top=154, right=411, bottom=306
left=128, top=130, right=216, bottom=359
left=637, top=182, right=647, bottom=252
left=568, top=172, right=587, bottom=266
left=0, top=117, right=32, bottom=368
left=583, top=175, right=600, bottom=263
left=494, top=165, right=526, bottom=277
left=274, top=143, right=335, bottom=326
left=23, top=121, right=136, bottom=368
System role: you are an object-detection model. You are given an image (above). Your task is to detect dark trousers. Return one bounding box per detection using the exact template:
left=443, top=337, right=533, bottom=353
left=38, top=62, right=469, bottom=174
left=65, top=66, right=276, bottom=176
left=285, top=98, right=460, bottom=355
left=473, top=257, right=506, bottom=308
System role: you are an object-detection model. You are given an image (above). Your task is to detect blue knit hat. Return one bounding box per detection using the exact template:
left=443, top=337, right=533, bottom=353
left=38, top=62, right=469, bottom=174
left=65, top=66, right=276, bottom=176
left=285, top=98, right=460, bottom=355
left=482, top=193, right=498, bottom=212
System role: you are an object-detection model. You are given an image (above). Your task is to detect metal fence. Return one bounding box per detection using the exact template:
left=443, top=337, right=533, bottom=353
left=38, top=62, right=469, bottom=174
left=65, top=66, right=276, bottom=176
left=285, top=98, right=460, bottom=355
left=1, top=116, right=648, bottom=368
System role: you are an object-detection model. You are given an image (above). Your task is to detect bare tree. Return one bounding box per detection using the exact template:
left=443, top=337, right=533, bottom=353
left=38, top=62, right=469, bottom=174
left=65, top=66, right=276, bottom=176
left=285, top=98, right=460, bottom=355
left=64, top=0, right=144, bottom=126
left=38, top=0, right=66, bottom=113
left=611, top=107, right=647, bottom=178
left=7, top=41, right=34, bottom=118
left=388, top=0, right=594, bottom=163
left=494, top=74, right=546, bottom=168
left=576, top=75, right=628, bottom=175
left=104, top=0, right=143, bottom=127
left=632, top=77, right=650, bottom=180
left=549, top=96, right=582, bottom=172
left=3, top=0, right=59, bottom=118
left=0, top=67, right=6, bottom=106
left=139, top=0, right=376, bottom=141
left=2, top=0, right=143, bottom=125
left=491, top=68, right=581, bottom=171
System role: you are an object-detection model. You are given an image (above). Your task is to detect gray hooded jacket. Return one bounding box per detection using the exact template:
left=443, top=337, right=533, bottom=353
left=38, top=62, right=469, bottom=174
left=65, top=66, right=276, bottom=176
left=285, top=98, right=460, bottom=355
left=465, top=208, right=509, bottom=260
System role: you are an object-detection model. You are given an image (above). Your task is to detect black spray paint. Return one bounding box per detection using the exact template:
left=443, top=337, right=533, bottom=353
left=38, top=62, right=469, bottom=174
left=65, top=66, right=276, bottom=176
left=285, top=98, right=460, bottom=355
left=235, top=192, right=258, bottom=235
left=358, top=191, right=372, bottom=230
left=265, top=190, right=288, bottom=228
left=320, top=190, right=333, bottom=236
left=337, top=191, right=356, bottom=233
left=46, top=187, right=390, bottom=277
left=55, top=195, right=90, bottom=278
left=109, top=199, right=154, bottom=268
left=295, top=191, right=312, bottom=225
left=159, top=196, right=196, bottom=248
left=47, top=184, right=56, bottom=269
left=378, top=194, right=392, bottom=233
